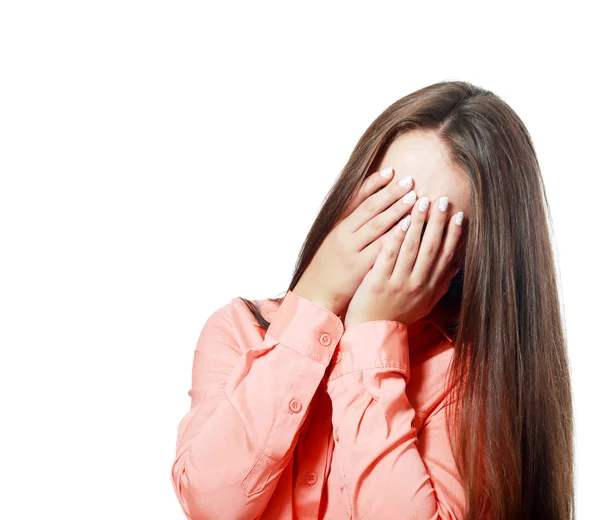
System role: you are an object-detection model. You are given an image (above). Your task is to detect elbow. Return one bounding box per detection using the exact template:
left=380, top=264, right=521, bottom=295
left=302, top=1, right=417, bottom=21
left=171, top=451, right=222, bottom=520
left=171, top=451, right=264, bottom=520
left=171, top=453, right=199, bottom=520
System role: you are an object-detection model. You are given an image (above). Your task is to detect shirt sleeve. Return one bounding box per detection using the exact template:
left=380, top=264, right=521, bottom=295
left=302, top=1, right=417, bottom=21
left=171, top=290, right=344, bottom=520
left=325, top=320, right=466, bottom=520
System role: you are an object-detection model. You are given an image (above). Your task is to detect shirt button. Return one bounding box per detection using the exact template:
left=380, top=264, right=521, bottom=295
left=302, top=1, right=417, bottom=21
left=306, top=471, right=318, bottom=485
left=334, top=426, right=340, bottom=442
left=289, top=398, right=302, bottom=413
left=319, top=332, right=331, bottom=346
left=334, top=350, right=343, bottom=364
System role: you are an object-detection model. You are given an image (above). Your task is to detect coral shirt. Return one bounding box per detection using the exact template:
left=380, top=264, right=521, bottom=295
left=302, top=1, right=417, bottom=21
left=171, top=289, right=466, bottom=519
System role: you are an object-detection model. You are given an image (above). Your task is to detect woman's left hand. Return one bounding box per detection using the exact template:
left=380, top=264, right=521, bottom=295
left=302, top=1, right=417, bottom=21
left=344, top=195, right=465, bottom=328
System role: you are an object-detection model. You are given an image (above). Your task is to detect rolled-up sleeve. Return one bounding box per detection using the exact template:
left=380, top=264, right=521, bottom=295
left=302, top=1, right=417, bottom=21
left=325, top=320, right=466, bottom=520
left=171, top=290, right=344, bottom=520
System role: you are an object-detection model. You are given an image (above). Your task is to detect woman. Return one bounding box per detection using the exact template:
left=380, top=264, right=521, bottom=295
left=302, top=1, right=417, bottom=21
left=171, top=80, right=575, bottom=519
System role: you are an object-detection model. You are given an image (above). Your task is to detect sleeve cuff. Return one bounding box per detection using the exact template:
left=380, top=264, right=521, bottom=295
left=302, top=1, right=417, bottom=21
left=328, top=320, right=411, bottom=380
left=265, top=290, right=344, bottom=365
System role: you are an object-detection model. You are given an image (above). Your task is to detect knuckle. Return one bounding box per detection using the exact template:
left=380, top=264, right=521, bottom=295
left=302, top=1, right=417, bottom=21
left=371, top=279, right=386, bottom=294
left=370, top=218, right=386, bottom=234
left=424, top=242, right=438, bottom=256
left=414, top=277, right=426, bottom=290
left=383, top=244, right=396, bottom=258
left=408, top=281, right=423, bottom=295
left=403, top=239, right=418, bottom=255
left=442, top=249, right=456, bottom=264
left=363, top=199, right=377, bottom=214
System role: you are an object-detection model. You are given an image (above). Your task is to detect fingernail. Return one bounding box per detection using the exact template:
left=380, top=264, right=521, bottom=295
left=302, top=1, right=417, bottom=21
left=400, top=214, right=411, bottom=231
left=398, top=175, right=412, bottom=187
left=402, top=190, right=416, bottom=204
left=418, top=197, right=429, bottom=212
left=380, top=167, right=394, bottom=178
left=438, top=196, right=448, bottom=212
left=455, top=211, right=464, bottom=226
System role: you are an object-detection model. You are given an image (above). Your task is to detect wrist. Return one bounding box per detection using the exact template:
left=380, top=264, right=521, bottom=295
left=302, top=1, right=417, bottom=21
left=344, top=315, right=406, bottom=328
left=290, top=285, right=342, bottom=316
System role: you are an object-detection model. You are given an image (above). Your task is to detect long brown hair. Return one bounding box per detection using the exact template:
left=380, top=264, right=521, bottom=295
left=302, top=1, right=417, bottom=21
left=238, top=80, right=575, bottom=519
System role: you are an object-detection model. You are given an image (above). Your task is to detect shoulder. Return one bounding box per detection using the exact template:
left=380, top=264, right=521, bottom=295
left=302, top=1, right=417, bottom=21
left=202, top=296, right=273, bottom=324
left=228, top=296, right=282, bottom=328
left=198, top=296, right=281, bottom=353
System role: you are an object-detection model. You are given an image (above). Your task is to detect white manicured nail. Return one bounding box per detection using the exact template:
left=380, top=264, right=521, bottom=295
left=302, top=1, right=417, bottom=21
left=398, top=175, right=412, bottom=187
left=455, top=212, right=464, bottom=226
left=402, top=190, right=416, bottom=204
left=400, top=214, right=411, bottom=231
left=418, top=197, right=429, bottom=212
left=380, top=167, right=393, bottom=178
left=438, top=197, right=448, bottom=212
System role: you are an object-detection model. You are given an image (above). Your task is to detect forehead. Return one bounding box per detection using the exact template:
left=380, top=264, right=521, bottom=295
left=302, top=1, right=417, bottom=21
left=375, top=130, right=471, bottom=219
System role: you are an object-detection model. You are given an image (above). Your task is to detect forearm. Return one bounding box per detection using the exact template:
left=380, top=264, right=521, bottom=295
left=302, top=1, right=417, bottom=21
left=326, top=320, right=464, bottom=520
left=172, top=290, right=344, bottom=519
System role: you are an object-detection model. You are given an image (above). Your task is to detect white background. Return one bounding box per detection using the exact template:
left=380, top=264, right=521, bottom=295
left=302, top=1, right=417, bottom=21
left=1, top=1, right=597, bottom=518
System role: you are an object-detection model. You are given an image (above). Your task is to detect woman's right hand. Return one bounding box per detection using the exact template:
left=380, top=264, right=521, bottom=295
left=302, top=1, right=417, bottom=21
left=291, top=166, right=418, bottom=316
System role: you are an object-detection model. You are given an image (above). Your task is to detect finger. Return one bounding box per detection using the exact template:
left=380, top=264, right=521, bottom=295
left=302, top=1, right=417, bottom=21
left=429, top=211, right=465, bottom=282
left=360, top=202, right=415, bottom=269
left=371, top=214, right=411, bottom=280
left=391, top=195, right=430, bottom=280
left=344, top=171, right=414, bottom=235
left=338, top=166, right=397, bottom=223
left=412, top=196, right=449, bottom=282
left=353, top=189, right=417, bottom=251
